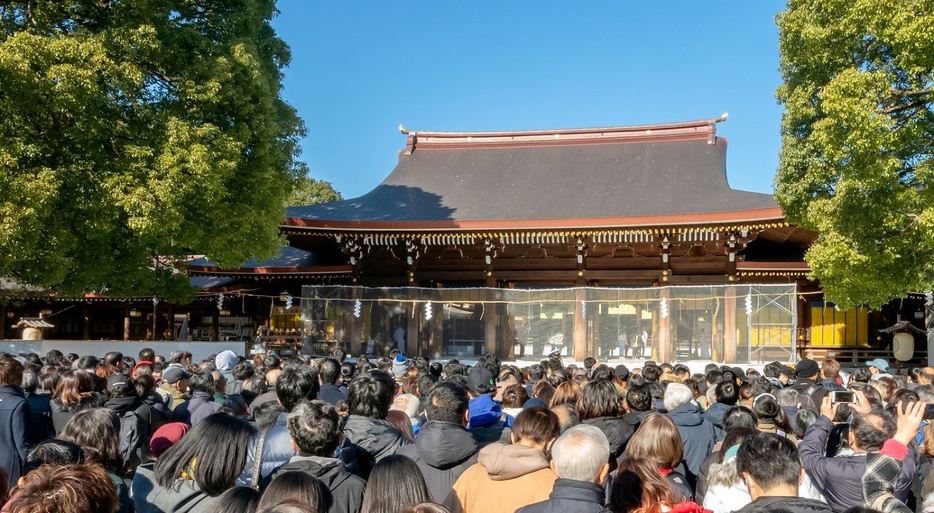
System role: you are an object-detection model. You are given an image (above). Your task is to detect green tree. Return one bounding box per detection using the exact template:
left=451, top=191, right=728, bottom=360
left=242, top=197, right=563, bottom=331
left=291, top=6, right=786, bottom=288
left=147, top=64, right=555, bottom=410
left=286, top=175, right=342, bottom=207
left=775, top=0, right=934, bottom=308
left=0, top=1, right=306, bottom=302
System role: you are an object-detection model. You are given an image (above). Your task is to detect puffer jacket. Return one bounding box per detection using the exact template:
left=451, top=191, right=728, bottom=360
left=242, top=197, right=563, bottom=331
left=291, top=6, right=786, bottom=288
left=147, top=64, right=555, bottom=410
left=396, top=420, right=480, bottom=502
left=667, top=401, right=717, bottom=487
left=273, top=456, right=366, bottom=513
left=515, top=478, right=606, bottom=513
left=467, top=395, right=510, bottom=447
left=174, top=391, right=218, bottom=426
left=582, top=415, right=633, bottom=470
left=235, top=411, right=295, bottom=488
left=702, top=401, right=732, bottom=440
left=342, top=414, right=410, bottom=479
left=446, top=443, right=558, bottom=513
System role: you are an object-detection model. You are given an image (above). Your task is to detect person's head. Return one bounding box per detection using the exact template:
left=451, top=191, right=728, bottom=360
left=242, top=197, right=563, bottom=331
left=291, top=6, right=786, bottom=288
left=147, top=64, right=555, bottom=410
left=625, top=413, right=684, bottom=469
left=551, top=424, right=610, bottom=484
left=423, top=381, right=469, bottom=426
left=511, top=406, right=560, bottom=450
left=347, top=370, right=395, bottom=419
left=466, top=366, right=496, bottom=397
left=552, top=403, right=581, bottom=434
left=214, top=487, right=261, bottom=513
left=254, top=401, right=287, bottom=431
left=849, top=411, right=896, bottom=453
left=821, top=358, right=841, bottom=380
left=276, top=365, right=321, bottom=412
left=52, top=369, right=94, bottom=406
left=187, top=370, right=215, bottom=395
left=318, top=358, right=341, bottom=386
left=715, top=380, right=739, bottom=406
left=736, top=432, right=804, bottom=499
left=162, top=366, right=191, bottom=392
left=528, top=363, right=545, bottom=380
left=106, top=372, right=136, bottom=399
left=150, top=422, right=191, bottom=459
left=59, top=408, right=123, bottom=474
left=22, top=439, right=84, bottom=476
left=577, top=379, right=621, bottom=421
left=752, top=393, right=783, bottom=423
left=256, top=471, right=327, bottom=513
left=624, top=384, right=652, bottom=413
left=774, top=387, right=799, bottom=408
left=154, top=413, right=256, bottom=496
left=718, top=426, right=759, bottom=464
left=360, top=455, right=431, bottom=513
left=662, top=383, right=693, bottom=412
left=288, top=400, right=342, bottom=458
left=673, top=364, right=691, bottom=380
left=549, top=381, right=582, bottom=408
left=609, top=457, right=674, bottom=513
left=641, top=365, right=662, bottom=383
left=7, top=463, right=117, bottom=513
left=792, top=408, right=818, bottom=439
left=138, top=347, right=155, bottom=363
left=722, top=405, right=759, bottom=431
left=796, top=358, right=819, bottom=381
left=918, top=367, right=934, bottom=386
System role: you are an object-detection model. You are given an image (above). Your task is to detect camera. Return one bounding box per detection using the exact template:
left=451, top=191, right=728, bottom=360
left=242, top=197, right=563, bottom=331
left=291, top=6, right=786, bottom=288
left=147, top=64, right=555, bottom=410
left=830, top=391, right=855, bottom=404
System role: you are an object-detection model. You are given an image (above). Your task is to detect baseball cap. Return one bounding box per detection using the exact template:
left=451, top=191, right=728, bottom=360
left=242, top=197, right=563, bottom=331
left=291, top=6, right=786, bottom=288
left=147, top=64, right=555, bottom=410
left=866, top=358, right=890, bottom=372
left=107, top=373, right=132, bottom=392
left=467, top=367, right=495, bottom=394
left=162, top=366, right=191, bottom=384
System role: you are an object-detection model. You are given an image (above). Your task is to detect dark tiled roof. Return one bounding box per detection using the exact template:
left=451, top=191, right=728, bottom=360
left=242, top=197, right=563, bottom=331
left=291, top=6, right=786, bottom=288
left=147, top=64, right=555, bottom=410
left=286, top=120, right=778, bottom=230
left=187, top=246, right=324, bottom=271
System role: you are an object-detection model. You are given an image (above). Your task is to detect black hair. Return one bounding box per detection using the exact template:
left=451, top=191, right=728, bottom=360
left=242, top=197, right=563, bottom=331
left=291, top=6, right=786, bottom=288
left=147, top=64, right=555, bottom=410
left=763, top=362, right=782, bottom=379
left=154, top=413, right=256, bottom=496
left=793, top=408, right=818, bottom=438
left=736, top=432, right=802, bottom=491
left=625, top=384, right=652, bottom=413
left=59, top=408, right=123, bottom=475
left=673, top=364, right=691, bottom=377
left=361, top=455, right=431, bottom=513
left=168, top=351, right=190, bottom=364
left=428, top=362, right=443, bottom=377
left=425, top=381, right=469, bottom=425
left=583, top=357, right=597, bottom=369
left=852, top=410, right=896, bottom=452
left=591, top=365, right=612, bottom=381
left=23, top=439, right=85, bottom=475
left=232, top=361, right=255, bottom=381
left=722, top=405, right=759, bottom=432
left=189, top=370, right=216, bottom=395
left=275, top=365, right=321, bottom=412
left=706, top=369, right=724, bottom=385
left=139, top=348, right=156, bottom=362
left=577, top=379, right=620, bottom=420
left=213, top=486, right=261, bottom=513
left=347, top=370, right=395, bottom=419
left=443, top=362, right=465, bottom=377
left=715, top=381, right=739, bottom=405
left=330, top=348, right=347, bottom=363
left=641, top=365, right=661, bottom=383
left=319, top=358, right=341, bottom=385
left=258, top=471, right=328, bottom=513
left=103, top=352, right=123, bottom=367
left=76, top=355, right=99, bottom=370
left=614, top=365, right=630, bottom=382
left=417, top=374, right=438, bottom=398
left=253, top=401, right=287, bottom=431
left=263, top=353, right=281, bottom=370
left=22, top=370, right=38, bottom=393
left=527, top=363, right=545, bottom=380
left=749, top=376, right=772, bottom=397
left=341, top=362, right=356, bottom=380
left=45, top=349, right=65, bottom=367
left=288, top=400, right=342, bottom=457
left=850, top=367, right=872, bottom=384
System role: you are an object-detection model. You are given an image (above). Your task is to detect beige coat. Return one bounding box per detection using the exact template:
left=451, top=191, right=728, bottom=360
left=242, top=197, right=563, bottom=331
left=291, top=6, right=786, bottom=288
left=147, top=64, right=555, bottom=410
left=446, top=443, right=557, bottom=513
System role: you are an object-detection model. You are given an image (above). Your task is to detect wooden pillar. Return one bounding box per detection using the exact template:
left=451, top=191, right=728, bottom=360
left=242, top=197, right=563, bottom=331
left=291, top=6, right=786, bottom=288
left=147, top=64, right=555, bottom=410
left=658, top=288, right=671, bottom=362
left=211, top=307, right=219, bottom=342
left=123, top=305, right=131, bottom=341
left=574, top=287, right=587, bottom=361
left=484, top=275, right=497, bottom=356
left=724, top=286, right=737, bottom=363
left=83, top=304, right=91, bottom=340
left=167, top=305, right=174, bottom=340
left=429, top=302, right=443, bottom=359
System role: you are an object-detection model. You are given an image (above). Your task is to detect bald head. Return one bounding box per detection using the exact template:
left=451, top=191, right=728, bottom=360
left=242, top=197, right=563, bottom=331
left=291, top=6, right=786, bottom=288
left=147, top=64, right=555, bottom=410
left=266, top=368, right=282, bottom=388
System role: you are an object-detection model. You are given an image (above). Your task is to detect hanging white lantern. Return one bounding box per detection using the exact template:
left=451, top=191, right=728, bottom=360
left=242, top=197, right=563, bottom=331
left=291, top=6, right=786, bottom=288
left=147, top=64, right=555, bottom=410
left=893, top=332, right=914, bottom=362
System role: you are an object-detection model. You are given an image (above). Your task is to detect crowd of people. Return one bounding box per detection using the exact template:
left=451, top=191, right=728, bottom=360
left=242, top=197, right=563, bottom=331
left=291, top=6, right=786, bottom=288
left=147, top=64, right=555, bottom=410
left=0, top=347, right=931, bottom=513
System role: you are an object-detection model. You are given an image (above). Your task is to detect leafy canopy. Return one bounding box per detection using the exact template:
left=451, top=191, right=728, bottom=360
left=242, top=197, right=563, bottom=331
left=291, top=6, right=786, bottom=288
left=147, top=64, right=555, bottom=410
left=775, top=0, right=934, bottom=308
left=0, top=0, right=307, bottom=302
left=286, top=175, right=342, bottom=207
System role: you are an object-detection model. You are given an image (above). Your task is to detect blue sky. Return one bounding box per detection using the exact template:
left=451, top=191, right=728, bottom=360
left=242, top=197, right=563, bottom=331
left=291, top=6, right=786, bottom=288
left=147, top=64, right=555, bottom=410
left=272, top=1, right=787, bottom=200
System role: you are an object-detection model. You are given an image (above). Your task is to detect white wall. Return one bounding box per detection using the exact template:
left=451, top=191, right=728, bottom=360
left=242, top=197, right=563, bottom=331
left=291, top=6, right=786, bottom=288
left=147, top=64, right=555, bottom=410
left=0, top=340, right=248, bottom=363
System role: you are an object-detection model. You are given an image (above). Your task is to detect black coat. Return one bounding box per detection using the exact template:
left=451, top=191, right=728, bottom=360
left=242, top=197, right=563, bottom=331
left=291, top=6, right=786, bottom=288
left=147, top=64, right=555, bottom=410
left=24, top=392, right=54, bottom=446
left=274, top=456, right=366, bottom=513
left=582, top=416, right=633, bottom=470
left=342, top=415, right=410, bottom=479
left=0, top=385, right=29, bottom=490
left=515, top=478, right=606, bottom=513
left=395, top=421, right=480, bottom=502
left=50, top=392, right=105, bottom=434
left=320, top=384, right=348, bottom=406
left=736, top=496, right=833, bottom=513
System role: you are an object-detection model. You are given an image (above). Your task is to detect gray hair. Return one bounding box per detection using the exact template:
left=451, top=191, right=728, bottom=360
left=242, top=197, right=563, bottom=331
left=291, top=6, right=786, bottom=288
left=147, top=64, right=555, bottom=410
left=663, top=383, right=693, bottom=411
left=551, top=424, right=610, bottom=482
left=774, top=387, right=799, bottom=407
left=21, top=370, right=38, bottom=393
left=391, top=393, right=420, bottom=419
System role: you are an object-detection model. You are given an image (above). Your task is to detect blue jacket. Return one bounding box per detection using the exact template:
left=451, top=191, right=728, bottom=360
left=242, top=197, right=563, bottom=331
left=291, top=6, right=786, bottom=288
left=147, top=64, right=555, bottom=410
left=667, top=401, right=717, bottom=487
left=236, top=412, right=296, bottom=488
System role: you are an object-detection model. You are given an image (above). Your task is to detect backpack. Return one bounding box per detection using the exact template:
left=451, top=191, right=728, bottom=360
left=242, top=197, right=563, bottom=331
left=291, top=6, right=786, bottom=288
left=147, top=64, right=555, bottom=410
left=798, top=384, right=822, bottom=413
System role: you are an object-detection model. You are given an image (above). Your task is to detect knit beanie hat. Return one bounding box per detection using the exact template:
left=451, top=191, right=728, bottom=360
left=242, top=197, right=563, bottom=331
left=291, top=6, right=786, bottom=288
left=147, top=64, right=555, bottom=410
left=392, top=354, right=410, bottom=376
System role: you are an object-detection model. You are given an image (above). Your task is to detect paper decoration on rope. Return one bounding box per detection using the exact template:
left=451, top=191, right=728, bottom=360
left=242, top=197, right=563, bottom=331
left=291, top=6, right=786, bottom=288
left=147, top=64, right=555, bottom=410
left=353, top=299, right=362, bottom=318
left=745, top=293, right=753, bottom=316
left=285, top=295, right=293, bottom=309
left=217, top=293, right=225, bottom=311
left=660, top=297, right=668, bottom=318
left=581, top=300, right=586, bottom=318
left=424, top=301, right=432, bottom=320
